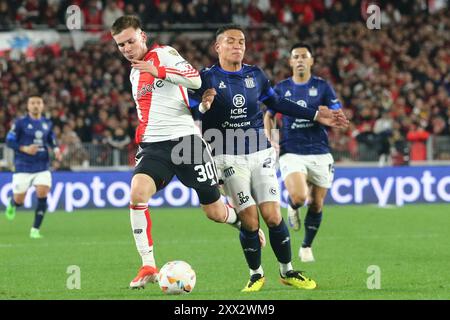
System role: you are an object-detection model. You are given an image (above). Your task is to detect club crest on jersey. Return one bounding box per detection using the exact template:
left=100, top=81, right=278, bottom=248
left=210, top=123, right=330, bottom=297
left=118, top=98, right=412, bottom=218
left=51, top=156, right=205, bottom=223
left=244, top=77, right=255, bottom=88
left=219, top=81, right=227, bottom=89
left=35, top=130, right=43, bottom=139
left=309, top=86, right=318, bottom=96
left=285, top=90, right=292, bottom=97
left=42, top=123, right=48, bottom=130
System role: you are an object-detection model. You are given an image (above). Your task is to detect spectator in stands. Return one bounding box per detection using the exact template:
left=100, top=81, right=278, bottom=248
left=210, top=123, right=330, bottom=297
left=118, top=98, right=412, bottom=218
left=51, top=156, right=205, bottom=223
left=232, top=4, right=248, bottom=28
left=153, top=1, right=170, bottom=28
left=102, top=0, right=124, bottom=29
left=0, top=0, right=15, bottom=29
left=407, top=121, right=430, bottom=161
left=1, top=1, right=449, bottom=166
left=391, top=127, right=409, bottom=166
left=373, top=111, right=394, bottom=166
left=106, top=127, right=130, bottom=166
left=83, top=0, right=103, bottom=32
left=75, top=116, right=93, bottom=143
left=355, top=122, right=379, bottom=161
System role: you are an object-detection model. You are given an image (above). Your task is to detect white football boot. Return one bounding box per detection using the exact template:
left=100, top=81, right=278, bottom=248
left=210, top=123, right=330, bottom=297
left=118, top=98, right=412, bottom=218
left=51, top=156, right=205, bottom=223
left=287, top=205, right=301, bottom=231
left=299, top=247, right=315, bottom=263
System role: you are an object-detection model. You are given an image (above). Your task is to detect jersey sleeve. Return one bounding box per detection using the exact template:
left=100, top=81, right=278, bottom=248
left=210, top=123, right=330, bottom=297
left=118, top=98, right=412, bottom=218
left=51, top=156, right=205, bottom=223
left=266, top=83, right=283, bottom=116
left=47, top=121, right=58, bottom=148
left=256, top=67, right=276, bottom=103
left=6, top=119, right=22, bottom=151
left=323, top=81, right=342, bottom=110
left=188, top=69, right=209, bottom=109
left=157, top=46, right=201, bottom=89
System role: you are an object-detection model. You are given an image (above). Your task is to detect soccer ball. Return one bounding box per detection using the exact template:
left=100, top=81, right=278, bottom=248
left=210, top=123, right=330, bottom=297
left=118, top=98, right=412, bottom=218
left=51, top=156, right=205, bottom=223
left=158, top=261, right=196, bottom=295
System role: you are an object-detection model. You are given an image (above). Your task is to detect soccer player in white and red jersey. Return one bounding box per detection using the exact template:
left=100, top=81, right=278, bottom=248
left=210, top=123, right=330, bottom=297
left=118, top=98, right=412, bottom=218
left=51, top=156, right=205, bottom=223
left=111, top=16, right=247, bottom=288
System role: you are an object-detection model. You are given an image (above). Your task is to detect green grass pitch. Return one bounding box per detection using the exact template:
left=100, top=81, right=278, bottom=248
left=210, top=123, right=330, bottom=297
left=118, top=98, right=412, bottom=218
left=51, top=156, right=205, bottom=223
left=1, top=204, right=449, bottom=300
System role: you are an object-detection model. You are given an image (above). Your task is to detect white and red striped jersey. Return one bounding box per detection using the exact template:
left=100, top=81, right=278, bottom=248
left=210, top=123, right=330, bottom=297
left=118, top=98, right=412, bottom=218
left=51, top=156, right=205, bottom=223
left=130, top=44, right=202, bottom=144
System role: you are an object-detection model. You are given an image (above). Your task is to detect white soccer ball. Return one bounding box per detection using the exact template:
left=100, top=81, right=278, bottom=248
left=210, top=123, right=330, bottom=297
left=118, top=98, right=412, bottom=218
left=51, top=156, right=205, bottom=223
left=158, top=261, right=196, bottom=295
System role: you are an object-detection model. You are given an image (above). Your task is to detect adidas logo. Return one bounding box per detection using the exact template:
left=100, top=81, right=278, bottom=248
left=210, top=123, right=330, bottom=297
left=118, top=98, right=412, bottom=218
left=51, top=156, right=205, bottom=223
left=285, top=90, right=292, bottom=97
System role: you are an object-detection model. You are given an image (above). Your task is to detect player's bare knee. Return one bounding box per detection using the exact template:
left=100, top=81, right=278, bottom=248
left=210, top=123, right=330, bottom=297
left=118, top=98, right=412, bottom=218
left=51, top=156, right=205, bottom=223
left=263, top=212, right=282, bottom=228
left=240, top=220, right=259, bottom=232
left=202, top=202, right=225, bottom=223
left=238, top=209, right=259, bottom=231
left=290, top=193, right=307, bottom=207
left=13, top=194, right=26, bottom=206
left=130, top=189, right=149, bottom=204
left=13, top=199, right=25, bottom=206
left=130, top=175, right=156, bottom=204
left=309, top=200, right=324, bottom=213
left=35, top=186, right=50, bottom=198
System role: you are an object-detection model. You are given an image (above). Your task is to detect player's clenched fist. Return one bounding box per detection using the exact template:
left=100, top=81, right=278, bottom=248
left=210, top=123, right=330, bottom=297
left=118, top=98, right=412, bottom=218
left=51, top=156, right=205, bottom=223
left=200, top=88, right=217, bottom=112
left=131, top=59, right=159, bottom=78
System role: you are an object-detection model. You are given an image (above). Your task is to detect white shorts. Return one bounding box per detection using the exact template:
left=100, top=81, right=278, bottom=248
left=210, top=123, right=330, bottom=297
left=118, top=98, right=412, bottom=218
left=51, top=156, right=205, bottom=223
left=12, top=171, right=52, bottom=194
left=214, top=148, right=280, bottom=213
left=279, top=153, right=334, bottom=189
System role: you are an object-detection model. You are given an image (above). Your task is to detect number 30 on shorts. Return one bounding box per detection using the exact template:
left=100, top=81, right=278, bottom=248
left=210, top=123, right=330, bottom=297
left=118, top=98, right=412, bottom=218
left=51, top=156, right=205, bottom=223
left=194, top=162, right=216, bottom=182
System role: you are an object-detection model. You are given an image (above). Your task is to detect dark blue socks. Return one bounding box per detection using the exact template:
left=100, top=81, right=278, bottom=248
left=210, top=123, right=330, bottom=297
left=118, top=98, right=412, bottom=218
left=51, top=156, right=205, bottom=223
left=302, top=209, right=322, bottom=248
left=33, top=197, right=48, bottom=229
left=268, top=219, right=291, bottom=264
left=239, top=228, right=261, bottom=270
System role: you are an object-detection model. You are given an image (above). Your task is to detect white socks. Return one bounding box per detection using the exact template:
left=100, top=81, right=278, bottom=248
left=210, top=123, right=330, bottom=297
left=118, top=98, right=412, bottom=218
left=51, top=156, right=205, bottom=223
left=250, top=266, right=264, bottom=277
left=224, top=204, right=238, bottom=224
left=279, top=262, right=293, bottom=277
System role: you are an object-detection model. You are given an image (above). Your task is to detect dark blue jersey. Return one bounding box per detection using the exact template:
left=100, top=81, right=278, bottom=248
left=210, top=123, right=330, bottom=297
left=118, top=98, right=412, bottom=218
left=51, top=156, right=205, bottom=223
left=6, top=115, right=58, bottom=173
left=189, top=64, right=317, bottom=155
left=270, top=76, right=341, bottom=155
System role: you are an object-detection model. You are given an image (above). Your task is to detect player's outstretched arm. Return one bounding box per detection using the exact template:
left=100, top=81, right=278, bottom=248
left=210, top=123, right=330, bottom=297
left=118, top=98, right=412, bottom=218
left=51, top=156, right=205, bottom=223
left=262, top=94, right=317, bottom=120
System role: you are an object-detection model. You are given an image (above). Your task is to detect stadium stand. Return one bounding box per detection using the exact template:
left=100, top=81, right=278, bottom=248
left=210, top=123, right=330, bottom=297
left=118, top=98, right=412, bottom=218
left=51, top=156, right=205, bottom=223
left=0, top=0, right=449, bottom=170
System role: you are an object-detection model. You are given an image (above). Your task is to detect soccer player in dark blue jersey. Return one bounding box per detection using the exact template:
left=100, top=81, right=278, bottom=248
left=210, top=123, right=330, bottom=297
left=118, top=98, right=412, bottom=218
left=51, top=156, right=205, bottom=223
left=189, top=25, right=348, bottom=292
left=264, top=43, right=343, bottom=262
left=4, top=96, right=62, bottom=239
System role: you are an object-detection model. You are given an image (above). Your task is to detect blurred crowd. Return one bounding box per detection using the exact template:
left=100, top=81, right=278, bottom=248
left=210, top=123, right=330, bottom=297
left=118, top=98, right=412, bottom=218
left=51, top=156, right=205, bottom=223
left=0, top=0, right=449, bottom=169
left=1, top=0, right=447, bottom=30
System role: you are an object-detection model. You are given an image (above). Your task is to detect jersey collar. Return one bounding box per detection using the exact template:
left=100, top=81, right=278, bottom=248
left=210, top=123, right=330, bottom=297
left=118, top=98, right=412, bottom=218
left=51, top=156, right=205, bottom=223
left=216, top=63, right=244, bottom=75
left=289, top=77, right=312, bottom=86
left=143, top=43, right=160, bottom=60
